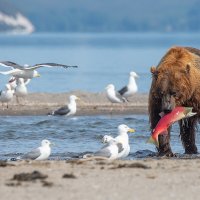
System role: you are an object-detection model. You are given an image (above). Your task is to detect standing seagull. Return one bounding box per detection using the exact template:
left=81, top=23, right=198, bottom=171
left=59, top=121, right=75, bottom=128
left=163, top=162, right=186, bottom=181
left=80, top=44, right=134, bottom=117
left=86, top=124, right=135, bottom=160
left=93, top=139, right=120, bottom=160
left=0, top=84, right=14, bottom=108
left=118, top=71, right=139, bottom=100
left=14, top=78, right=28, bottom=104
left=17, top=139, right=54, bottom=161
left=50, top=95, right=79, bottom=116
left=102, top=124, right=135, bottom=159
left=0, top=61, right=78, bottom=79
left=114, top=124, right=135, bottom=158
left=105, top=84, right=126, bottom=103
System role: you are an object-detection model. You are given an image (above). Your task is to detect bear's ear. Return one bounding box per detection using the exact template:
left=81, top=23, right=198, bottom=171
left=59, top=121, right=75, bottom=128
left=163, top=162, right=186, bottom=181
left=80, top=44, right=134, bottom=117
left=185, top=64, right=190, bottom=74
left=150, top=66, right=157, bottom=74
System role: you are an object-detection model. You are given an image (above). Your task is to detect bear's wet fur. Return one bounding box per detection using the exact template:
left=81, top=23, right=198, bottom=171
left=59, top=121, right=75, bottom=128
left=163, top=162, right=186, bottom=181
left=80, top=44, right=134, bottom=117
left=149, top=46, right=200, bottom=156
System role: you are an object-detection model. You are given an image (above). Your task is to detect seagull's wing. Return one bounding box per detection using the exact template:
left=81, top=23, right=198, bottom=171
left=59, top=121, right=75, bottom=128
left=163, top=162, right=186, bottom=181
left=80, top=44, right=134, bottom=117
left=115, top=91, right=127, bottom=102
left=24, top=63, right=78, bottom=70
left=116, top=142, right=124, bottom=153
left=118, top=86, right=128, bottom=96
left=94, top=144, right=112, bottom=158
left=0, top=61, right=24, bottom=69
left=53, top=106, right=70, bottom=115
left=21, top=148, right=41, bottom=160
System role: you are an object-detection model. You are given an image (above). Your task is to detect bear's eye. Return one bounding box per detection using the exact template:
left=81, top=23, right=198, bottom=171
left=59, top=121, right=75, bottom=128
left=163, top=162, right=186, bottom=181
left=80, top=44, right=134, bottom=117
left=170, top=91, right=177, bottom=97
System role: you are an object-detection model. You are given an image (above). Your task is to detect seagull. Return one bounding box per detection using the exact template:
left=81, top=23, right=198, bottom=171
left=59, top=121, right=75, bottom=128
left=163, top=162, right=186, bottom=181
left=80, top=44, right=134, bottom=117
left=17, top=139, right=54, bottom=161
left=114, top=124, right=135, bottom=158
left=93, top=139, right=120, bottom=160
left=102, top=124, right=135, bottom=159
left=84, top=124, right=135, bottom=160
left=105, top=84, right=127, bottom=103
left=0, top=61, right=78, bottom=79
left=50, top=95, right=79, bottom=116
left=118, top=71, right=139, bottom=100
left=14, top=78, right=28, bottom=104
left=0, top=84, right=14, bottom=108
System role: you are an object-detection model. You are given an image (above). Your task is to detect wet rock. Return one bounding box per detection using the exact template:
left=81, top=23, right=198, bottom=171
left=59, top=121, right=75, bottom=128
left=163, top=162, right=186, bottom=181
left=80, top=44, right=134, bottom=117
left=110, top=162, right=151, bottom=169
left=12, top=170, right=48, bottom=182
left=62, top=173, right=77, bottom=179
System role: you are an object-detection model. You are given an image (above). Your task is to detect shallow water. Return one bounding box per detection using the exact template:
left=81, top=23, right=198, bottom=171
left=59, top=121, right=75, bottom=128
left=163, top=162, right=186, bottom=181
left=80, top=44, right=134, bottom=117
left=1, top=114, right=199, bottom=161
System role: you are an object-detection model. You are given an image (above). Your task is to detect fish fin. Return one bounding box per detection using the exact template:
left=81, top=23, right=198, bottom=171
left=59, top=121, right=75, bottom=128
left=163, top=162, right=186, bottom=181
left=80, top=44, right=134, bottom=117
left=146, top=136, right=159, bottom=147
left=159, top=112, right=165, bottom=117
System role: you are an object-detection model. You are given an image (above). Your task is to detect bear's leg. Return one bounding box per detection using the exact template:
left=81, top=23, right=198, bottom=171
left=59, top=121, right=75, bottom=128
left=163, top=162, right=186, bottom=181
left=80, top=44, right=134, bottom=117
left=157, top=127, right=173, bottom=156
left=150, top=111, right=173, bottom=156
left=179, top=118, right=198, bottom=154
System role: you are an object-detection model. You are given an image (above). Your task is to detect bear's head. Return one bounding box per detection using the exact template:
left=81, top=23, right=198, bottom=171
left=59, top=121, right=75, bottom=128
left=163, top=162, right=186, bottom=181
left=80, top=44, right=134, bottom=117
left=150, top=47, right=195, bottom=113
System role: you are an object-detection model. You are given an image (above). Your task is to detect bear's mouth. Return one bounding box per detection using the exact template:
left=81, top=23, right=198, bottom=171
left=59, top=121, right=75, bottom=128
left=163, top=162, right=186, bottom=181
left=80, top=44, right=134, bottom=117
left=163, top=109, right=172, bottom=114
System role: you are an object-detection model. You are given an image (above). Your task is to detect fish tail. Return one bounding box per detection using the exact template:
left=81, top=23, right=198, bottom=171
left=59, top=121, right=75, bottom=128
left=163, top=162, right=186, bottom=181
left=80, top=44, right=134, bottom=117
left=146, top=136, right=159, bottom=147
left=184, top=107, right=197, bottom=118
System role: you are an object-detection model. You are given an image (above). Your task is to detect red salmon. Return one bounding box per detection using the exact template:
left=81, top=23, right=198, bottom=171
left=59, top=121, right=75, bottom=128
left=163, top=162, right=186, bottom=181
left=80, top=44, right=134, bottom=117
left=147, top=107, right=196, bottom=147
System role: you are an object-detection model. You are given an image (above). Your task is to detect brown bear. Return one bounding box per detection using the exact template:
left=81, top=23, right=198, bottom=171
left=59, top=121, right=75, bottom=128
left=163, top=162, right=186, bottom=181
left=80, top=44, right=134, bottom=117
left=149, top=46, right=200, bottom=156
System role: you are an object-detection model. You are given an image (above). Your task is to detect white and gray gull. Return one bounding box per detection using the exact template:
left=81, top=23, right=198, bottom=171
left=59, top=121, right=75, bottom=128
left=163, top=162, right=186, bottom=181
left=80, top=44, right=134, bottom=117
left=50, top=95, right=79, bottom=116
left=118, top=71, right=139, bottom=100
left=17, top=139, right=54, bottom=161
left=105, top=84, right=127, bottom=103
left=85, top=124, right=135, bottom=160
left=0, top=61, right=78, bottom=79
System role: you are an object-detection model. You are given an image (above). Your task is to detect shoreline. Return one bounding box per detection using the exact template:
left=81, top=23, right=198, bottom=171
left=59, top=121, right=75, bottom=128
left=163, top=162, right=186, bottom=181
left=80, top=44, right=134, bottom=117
left=0, top=92, right=149, bottom=116
left=1, top=158, right=200, bottom=200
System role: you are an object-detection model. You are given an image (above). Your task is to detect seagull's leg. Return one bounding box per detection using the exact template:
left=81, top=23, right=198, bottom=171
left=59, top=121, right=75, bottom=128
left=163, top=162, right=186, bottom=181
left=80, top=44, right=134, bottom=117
left=2, top=103, right=5, bottom=110
left=7, top=103, right=8, bottom=109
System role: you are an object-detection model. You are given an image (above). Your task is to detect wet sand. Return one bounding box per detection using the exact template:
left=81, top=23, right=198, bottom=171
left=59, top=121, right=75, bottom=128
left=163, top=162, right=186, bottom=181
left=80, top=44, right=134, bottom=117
left=1, top=158, right=200, bottom=200
left=0, top=91, right=148, bottom=115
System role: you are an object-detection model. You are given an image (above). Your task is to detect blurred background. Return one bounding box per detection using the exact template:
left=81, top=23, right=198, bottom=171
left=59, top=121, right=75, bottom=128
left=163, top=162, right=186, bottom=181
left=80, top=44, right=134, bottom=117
left=0, top=0, right=200, bottom=93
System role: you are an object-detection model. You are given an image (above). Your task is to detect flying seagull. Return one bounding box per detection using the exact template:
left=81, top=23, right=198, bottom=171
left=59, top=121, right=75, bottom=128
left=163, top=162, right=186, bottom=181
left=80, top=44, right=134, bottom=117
left=17, top=139, right=54, bottom=161
left=105, top=84, right=127, bottom=103
left=118, top=71, right=139, bottom=100
left=49, top=95, right=79, bottom=116
left=0, top=61, right=78, bottom=79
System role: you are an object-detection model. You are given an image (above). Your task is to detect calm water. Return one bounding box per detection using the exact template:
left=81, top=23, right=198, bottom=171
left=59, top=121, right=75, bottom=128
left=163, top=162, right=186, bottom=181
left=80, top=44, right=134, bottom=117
left=0, top=33, right=200, bottom=93
left=1, top=114, right=199, bottom=161
left=1, top=33, right=200, bottom=160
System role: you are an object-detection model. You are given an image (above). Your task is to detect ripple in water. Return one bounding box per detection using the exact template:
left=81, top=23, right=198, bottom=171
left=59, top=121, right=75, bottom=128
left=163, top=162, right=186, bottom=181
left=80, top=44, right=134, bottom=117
left=0, top=114, right=200, bottom=160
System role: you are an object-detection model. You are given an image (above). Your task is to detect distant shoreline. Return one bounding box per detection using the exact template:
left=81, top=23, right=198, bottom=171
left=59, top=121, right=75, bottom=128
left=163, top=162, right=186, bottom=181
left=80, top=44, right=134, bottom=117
left=0, top=92, right=149, bottom=116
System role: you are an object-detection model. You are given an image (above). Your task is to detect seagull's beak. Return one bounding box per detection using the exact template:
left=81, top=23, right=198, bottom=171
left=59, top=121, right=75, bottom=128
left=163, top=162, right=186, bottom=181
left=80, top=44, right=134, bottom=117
left=128, top=128, right=135, bottom=133
left=36, top=74, right=41, bottom=77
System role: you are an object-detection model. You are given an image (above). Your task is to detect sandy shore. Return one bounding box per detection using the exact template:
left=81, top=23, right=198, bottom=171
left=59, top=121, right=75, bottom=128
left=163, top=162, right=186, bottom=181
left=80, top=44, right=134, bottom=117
left=0, top=91, right=148, bottom=115
left=1, top=158, right=200, bottom=200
